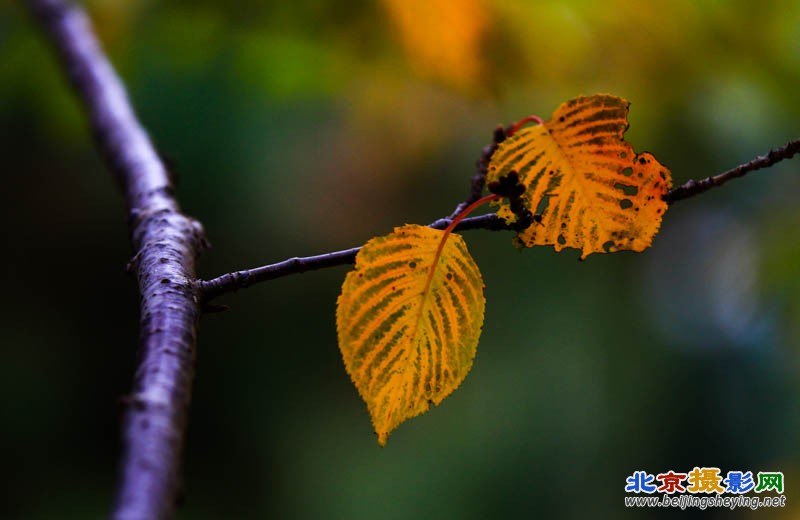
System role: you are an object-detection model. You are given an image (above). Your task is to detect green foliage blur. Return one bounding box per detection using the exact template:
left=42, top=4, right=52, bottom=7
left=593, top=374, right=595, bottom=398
left=2, top=0, right=799, bottom=518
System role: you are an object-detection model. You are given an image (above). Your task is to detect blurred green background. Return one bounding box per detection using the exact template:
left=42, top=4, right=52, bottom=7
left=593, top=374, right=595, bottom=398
left=2, top=0, right=799, bottom=518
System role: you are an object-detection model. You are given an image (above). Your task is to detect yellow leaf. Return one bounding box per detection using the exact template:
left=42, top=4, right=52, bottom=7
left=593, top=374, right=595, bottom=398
left=488, top=94, right=672, bottom=259
left=337, top=224, right=485, bottom=445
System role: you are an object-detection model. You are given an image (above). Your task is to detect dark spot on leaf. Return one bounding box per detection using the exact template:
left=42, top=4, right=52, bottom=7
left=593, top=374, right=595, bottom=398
left=622, top=167, right=633, bottom=177
left=409, top=261, right=416, bottom=269
left=620, top=199, right=633, bottom=209
left=536, top=195, right=550, bottom=215
left=557, top=234, right=566, bottom=245
left=446, top=273, right=453, bottom=280
left=559, top=116, right=565, bottom=122
left=620, top=152, right=627, bottom=159
left=602, top=240, right=615, bottom=253
left=614, top=182, right=638, bottom=196
left=639, top=157, right=647, bottom=164
left=660, top=171, right=667, bottom=180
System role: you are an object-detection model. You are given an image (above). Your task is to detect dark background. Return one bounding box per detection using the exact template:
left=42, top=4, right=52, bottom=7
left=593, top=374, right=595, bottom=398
left=1, top=0, right=799, bottom=518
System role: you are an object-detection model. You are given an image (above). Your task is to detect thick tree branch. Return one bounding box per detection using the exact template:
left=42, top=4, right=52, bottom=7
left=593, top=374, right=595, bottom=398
left=27, top=1, right=206, bottom=519
left=201, top=138, right=800, bottom=301
left=664, top=139, right=799, bottom=204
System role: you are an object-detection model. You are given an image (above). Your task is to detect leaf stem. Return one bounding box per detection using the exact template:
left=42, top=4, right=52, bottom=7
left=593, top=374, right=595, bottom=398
left=444, top=194, right=500, bottom=235
left=506, top=115, right=545, bottom=137
left=425, top=193, right=500, bottom=302
left=415, top=194, right=501, bottom=347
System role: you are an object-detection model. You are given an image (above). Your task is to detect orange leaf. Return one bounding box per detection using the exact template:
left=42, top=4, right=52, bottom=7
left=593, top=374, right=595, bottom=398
left=488, top=94, right=672, bottom=259
left=336, top=224, right=485, bottom=445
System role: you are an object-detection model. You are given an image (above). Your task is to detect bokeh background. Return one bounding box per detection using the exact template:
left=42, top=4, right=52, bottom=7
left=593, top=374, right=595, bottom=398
left=2, top=0, right=799, bottom=518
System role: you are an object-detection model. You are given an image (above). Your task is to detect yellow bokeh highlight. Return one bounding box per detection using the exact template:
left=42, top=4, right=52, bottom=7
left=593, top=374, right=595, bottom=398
left=381, top=0, right=488, bottom=90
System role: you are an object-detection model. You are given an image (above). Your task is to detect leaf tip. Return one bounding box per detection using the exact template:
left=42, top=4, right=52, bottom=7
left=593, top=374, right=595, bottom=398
left=376, top=432, right=389, bottom=447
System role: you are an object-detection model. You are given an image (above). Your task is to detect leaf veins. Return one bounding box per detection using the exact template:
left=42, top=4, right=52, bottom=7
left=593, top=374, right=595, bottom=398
left=487, top=94, right=673, bottom=259
left=336, top=224, right=485, bottom=445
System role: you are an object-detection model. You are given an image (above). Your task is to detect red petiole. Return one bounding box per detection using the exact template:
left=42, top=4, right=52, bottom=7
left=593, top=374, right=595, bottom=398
left=506, top=114, right=544, bottom=138
left=444, top=194, right=500, bottom=235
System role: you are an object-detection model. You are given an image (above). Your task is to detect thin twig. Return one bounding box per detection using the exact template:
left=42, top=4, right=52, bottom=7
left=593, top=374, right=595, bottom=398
left=201, top=123, right=516, bottom=301
left=27, top=1, right=206, bottom=519
left=199, top=213, right=511, bottom=301
left=664, top=139, right=800, bottom=204
left=201, top=138, right=800, bottom=301
left=448, top=124, right=507, bottom=218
